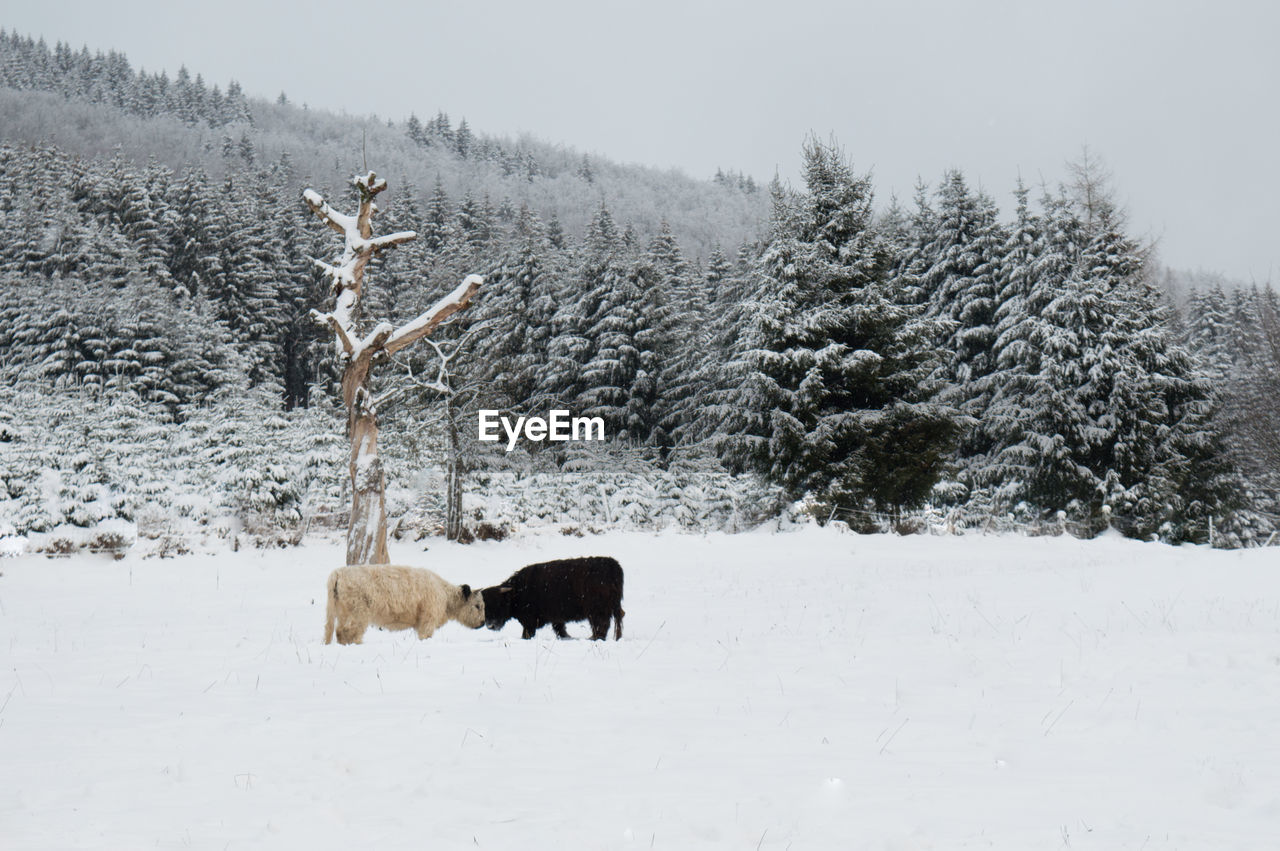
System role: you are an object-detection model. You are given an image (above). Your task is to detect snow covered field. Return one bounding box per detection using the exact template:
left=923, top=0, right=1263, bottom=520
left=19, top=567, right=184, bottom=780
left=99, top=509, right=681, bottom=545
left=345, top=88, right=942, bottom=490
left=2, top=528, right=1278, bottom=849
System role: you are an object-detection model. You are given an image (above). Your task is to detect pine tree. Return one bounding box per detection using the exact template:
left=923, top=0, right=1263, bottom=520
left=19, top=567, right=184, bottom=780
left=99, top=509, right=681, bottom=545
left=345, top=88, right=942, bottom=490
left=431, top=111, right=454, bottom=148
left=546, top=213, right=567, bottom=250
left=577, top=254, right=647, bottom=442
left=919, top=170, right=1006, bottom=386
left=421, top=176, right=455, bottom=253
left=479, top=206, right=554, bottom=413
left=166, top=167, right=217, bottom=296
left=1182, top=284, right=1234, bottom=380
left=238, top=132, right=255, bottom=166
left=972, top=188, right=1236, bottom=541
left=406, top=112, right=424, bottom=146
left=715, top=138, right=957, bottom=512
left=678, top=243, right=750, bottom=444
left=115, top=157, right=173, bottom=290
left=454, top=118, right=472, bottom=159
left=456, top=191, right=491, bottom=250
left=539, top=204, right=620, bottom=410
left=646, top=222, right=700, bottom=448
left=202, top=178, right=287, bottom=391
left=887, top=179, right=937, bottom=306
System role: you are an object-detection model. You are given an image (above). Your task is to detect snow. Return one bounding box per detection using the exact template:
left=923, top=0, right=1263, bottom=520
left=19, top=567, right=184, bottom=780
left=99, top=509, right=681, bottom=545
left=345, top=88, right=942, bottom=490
left=0, top=532, right=24, bottom=557
left=352, top=172, right=387, bottom=196
left=367, top=230, right=418, bottom=251
left=385, top=274, right=484, bottom=354
left=2, top=528, right=1279, bottom=849
left=301, top=189, right=355, bottom=235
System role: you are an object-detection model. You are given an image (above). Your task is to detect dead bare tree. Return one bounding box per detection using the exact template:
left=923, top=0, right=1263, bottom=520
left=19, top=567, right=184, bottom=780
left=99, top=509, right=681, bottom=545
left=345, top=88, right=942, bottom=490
left=303, top=171, right=483, bottom=564
left=394, top=321, right=491, bottom=542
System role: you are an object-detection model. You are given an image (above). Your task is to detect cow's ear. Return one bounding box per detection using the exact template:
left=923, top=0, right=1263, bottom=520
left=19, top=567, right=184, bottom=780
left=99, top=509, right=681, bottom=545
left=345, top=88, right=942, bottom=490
left=461, top=584, right=472, bottom=599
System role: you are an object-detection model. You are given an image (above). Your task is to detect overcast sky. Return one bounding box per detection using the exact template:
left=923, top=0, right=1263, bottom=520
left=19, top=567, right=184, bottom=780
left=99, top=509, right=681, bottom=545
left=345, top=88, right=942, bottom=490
left=6, top=0, right=1277, bottom=281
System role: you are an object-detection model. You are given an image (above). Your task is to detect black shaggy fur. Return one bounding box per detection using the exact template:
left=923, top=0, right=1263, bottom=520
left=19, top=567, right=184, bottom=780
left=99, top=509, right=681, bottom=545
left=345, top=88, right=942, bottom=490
left=482, top=556, right=625, bottom=640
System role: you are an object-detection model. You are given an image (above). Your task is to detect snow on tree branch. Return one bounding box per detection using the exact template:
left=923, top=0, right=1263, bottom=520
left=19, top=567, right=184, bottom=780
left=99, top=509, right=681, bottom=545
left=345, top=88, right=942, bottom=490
left=353, top=171, right=387, bottom=236
left=302, top=188, right=354, bottom=236
left=361, top=322, right=396, bottom=356
left=303, top=172, right=418, bottom=356
left=384, top=275, right=485, bottom=356
left=366, top=231, right=418, bottom=251
left=309, top=309, right=354, bottom=356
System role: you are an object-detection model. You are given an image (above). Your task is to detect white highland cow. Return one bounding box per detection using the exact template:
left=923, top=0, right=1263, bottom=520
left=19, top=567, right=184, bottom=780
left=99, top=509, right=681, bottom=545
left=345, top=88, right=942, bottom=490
left=323, top=565, right=486, bottom=645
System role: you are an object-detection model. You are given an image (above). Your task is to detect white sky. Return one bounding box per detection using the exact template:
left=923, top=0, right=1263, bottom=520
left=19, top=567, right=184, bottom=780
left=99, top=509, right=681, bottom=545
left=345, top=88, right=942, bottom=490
left=5, top=0, right=1277, bottom=281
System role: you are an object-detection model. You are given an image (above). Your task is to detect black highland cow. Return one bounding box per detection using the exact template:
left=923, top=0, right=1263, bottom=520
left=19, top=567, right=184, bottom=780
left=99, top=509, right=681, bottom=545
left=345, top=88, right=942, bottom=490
left=482, top=557, right=625, bottom=640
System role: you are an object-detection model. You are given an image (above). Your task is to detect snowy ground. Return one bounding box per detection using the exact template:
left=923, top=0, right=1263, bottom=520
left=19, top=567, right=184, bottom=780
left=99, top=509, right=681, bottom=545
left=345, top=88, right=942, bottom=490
left=1, top=528, right=1279, bottom=850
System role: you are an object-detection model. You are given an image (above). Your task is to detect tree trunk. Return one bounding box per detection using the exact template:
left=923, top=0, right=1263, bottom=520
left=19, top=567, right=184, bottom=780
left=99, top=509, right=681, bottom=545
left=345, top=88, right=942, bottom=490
left=445, top=392, right=462, bottom=542
left=347, top=408, right=389, bottom=565
left=342, top=354, right=389, bottom=565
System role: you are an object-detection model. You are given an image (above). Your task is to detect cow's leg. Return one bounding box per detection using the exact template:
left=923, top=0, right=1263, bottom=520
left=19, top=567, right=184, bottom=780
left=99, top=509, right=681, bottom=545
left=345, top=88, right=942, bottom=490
left=337, top=621, right=365, bottom=645
left=520, top=620, right=537, bottom=639
left=614, top=606, right=624, bottom=640
left=588, top=614, right=609, bottom=640
left=416, top=622, right=436, bottom=640
left=553, top=622, right=569, bottom=639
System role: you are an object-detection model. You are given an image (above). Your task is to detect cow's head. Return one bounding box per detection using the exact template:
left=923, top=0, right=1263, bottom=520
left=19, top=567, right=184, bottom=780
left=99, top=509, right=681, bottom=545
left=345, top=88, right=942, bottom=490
left=481, top=585, right=514, bottom=630
left=456, top=584, right=485, bottom=629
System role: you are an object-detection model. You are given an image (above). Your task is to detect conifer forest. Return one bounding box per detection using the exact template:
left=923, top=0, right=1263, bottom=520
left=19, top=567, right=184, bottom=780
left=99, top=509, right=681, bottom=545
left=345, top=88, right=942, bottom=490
left=0, top=28, right=1276, bottom=555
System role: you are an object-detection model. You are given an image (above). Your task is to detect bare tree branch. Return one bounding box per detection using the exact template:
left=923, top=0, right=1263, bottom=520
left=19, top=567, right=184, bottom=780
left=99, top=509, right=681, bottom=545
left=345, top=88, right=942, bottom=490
left=366, top=231, right=418, bottom=251
left=309, top=309, right=354, bottom=356
left=353, top=172, right=388, bottom=238
left=384, top=275, right=485, bottom=356
left=362, top=322, right=395, bottom=355
left=302, top=189, right=353, bottom=236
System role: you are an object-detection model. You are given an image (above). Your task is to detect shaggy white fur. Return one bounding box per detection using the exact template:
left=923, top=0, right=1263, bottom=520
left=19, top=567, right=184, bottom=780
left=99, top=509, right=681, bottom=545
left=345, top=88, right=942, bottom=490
left=323, top=565, right=485, bottom=645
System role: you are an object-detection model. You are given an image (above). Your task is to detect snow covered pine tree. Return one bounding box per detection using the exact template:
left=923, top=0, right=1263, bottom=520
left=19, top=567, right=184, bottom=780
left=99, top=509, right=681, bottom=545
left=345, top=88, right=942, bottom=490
left=715, top=138, right=957, bottom=518
left=304, top=172, right=483, bottom=564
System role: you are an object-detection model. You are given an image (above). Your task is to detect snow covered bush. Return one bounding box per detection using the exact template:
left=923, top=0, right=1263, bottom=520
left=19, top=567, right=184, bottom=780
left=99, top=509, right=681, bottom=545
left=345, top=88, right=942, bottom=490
left=389, top=444, right=782, bottom=539
left=0, top=382, right=345, bottom=554
left=0, top=520, right=25, bottom=557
